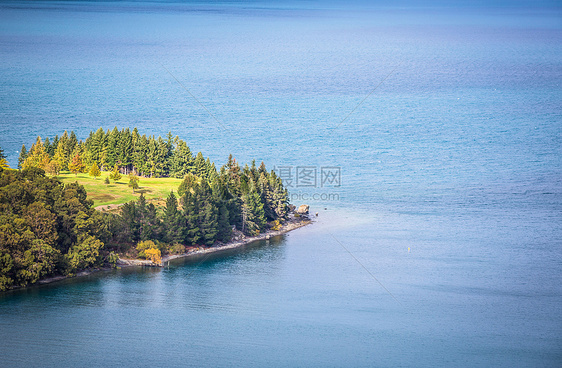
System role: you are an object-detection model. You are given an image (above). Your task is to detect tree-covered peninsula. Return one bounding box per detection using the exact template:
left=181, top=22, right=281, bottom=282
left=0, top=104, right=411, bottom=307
left=0, top=128, right=294, bottom=291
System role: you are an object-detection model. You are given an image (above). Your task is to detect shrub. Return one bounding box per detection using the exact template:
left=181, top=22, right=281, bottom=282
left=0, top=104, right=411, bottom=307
left=270, top=220, right=282, bottom=231
left=136, top=240, right=157, bottom=259
left=169, top=243, right=186, bottom=255
left=145, top=248, right=162, bottom=266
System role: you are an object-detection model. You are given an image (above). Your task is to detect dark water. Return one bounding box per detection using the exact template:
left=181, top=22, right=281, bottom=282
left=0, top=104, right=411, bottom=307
left=1, top=1, right=561, bottom=366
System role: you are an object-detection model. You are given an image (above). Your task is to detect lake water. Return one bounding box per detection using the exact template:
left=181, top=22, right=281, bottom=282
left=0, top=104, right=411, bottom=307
left=1, top=1, right=561, bottom=366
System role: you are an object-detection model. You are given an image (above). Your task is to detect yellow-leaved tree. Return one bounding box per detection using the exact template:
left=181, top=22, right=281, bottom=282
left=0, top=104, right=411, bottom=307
left=145, top=248, right=162, bottom=266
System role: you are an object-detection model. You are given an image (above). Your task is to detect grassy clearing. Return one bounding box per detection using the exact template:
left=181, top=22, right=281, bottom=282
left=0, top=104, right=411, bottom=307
left=55, top=171, right=183, bottom=209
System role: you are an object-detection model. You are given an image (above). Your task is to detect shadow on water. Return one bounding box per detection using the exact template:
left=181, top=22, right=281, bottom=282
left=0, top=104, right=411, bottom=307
left=0, top=234, right=288, bottom=304
left=165, top=234, right=287, bottom=270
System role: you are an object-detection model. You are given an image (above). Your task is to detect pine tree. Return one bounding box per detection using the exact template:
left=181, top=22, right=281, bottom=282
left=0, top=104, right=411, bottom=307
left=118, top=128, right=133, bottom=174
left=216, top=203, right=232, bottom=242
left=197, top=181, right=218, bottom=246
left=133, top=134, right=148, bottom=177
left=88, top=127, right=106, bottom=167
left=163, top=191, right=183, bottom=244
left=137, top=194, right=159, bottom=241
left=147, top=137, right=157, bottom=177
left=47, top=135, right=59, bottom=157
left=51, top=135, right=59, bottom=155
left=59, top=131, right=72, bottom=170
left=225, top=154, right=242, bottom=198
left=181, top=184, right=201, bottom=246
left=43, top=137, right=51, bottom=157
left=69, top=131, right=78, bottom=153
left=258, top=171, right=275, bottom=221
left=194, top=152, right=206, bottom=180
left=270, top=171, right=289, bottom=220
left=18, top=144, right=28, bottom=169
left=0, top=146, right=8, bottom=169
left=205, top=158, right=218, bottom=182
left=258, top=161, right=267, bottom=176
left=106, top=127, right=120, bottom=168
left=119, top=201, right=140, bottom=243
left=89, top=162, right=101, bottom=180
left=241, top=179, right=266, bottom=236
left=170, top=139, right=193, bottom=178
left=178, top=172, right=199, bottom=197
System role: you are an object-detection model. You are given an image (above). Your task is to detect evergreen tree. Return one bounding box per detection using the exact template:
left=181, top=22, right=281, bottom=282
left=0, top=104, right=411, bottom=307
left=106, top=127, right=120, bottom=168
left=177, top=172, right=199, bottom=197
left=135, top=194, right=159, bottom=241
left=216, top=203, right=232, bottom=242
left=181, top=184, right=201, bottom=246
left=163, top=191, right=183, bottom=244
left=258, top=171, right=275, bottom=221
left=194, top=152, right=206, bottom=180
left=147, top=136, right=157, bottom=177
left=43, top=137, right=51, bottom=157
left=69, top=131, right=78, bottom=153
left=270, top=171, right=289, bottom=220
left=0, top=146, right=8, bottom=169
left=241, top=179, right=266, bottom=236
left=119, top=201, right=140, bottom=243
left=258, top=161, right=267, bottom=176
left=170, top=139, right=193, bottom=178
left=51, top=135, right=59, bottom=156
left=133, top=134, right=148, bottom=176
left=118, top=128, right=133, bottom=174
left=92, top=128, right=106, bottom=165
left=155, top=136, right=170, bottom=177
left=197, top=181, right=218, bottom=246
left=17, top=144, right=28, bottom=169
left=59, top=131, right=72, bottom=170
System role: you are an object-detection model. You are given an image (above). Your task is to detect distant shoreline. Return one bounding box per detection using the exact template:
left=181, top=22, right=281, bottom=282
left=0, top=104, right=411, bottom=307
left=17, top=216, right=311, bottom=290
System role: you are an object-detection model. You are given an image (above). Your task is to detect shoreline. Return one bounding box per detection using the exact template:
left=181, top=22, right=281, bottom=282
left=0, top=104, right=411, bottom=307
left=13, top=216, right=312, bottom=290
left=118, top=216, right=311, bottom=267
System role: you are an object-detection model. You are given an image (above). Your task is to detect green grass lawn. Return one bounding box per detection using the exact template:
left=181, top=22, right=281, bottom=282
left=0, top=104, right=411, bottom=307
left=56, top=171, right=183, bottom=209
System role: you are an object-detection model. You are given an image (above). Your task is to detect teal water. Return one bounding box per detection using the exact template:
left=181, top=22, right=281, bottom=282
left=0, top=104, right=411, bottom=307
left=1, top=1, right=561, bottom=366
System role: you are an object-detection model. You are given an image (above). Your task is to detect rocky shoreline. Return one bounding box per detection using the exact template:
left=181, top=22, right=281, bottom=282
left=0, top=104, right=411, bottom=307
left=118, top=216, right=311, bottom=267
left=17, top=215, right=312, bottom=290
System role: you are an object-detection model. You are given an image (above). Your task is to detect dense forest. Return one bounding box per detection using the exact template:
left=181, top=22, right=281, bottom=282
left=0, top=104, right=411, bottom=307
left=0, top=129, right=291, bottom=291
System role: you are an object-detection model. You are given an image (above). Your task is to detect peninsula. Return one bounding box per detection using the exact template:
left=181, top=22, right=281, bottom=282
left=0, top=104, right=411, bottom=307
left=0, top=128, right=310, bottom=291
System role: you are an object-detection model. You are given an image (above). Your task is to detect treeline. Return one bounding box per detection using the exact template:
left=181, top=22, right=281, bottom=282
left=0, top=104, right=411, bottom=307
left=19, top=127, right=217, bottom=178
left=0, top=130, right=291, bottom=290
left=106, top=155, right=289, bottom=250
left=0, top=167, right=109, bottom=291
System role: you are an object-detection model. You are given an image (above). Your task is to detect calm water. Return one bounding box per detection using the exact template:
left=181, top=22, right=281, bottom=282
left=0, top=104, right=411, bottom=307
left=1, top=1, right=561, bottom=366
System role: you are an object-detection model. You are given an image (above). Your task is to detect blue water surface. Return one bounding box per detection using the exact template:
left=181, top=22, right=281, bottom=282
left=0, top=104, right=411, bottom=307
left=0, top=1, right=561, bottom=366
